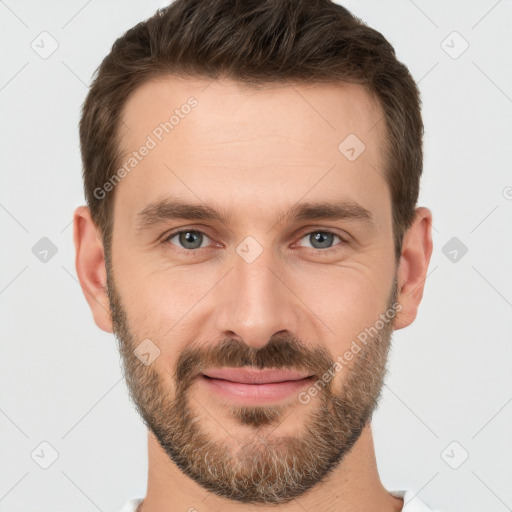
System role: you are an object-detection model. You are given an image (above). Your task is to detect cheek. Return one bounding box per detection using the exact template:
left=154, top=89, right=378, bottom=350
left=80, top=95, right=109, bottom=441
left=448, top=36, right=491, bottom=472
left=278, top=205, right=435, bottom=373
left=111, top=237, right=207, bottom=325
left=113, top=265, right=215, bottom=357
left=292, top=259, right=394, bottom=338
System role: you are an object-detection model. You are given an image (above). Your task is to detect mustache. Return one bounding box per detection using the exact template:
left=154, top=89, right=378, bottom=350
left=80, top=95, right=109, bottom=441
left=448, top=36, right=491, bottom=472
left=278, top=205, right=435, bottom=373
left=174, top=333, right=335, bottom=393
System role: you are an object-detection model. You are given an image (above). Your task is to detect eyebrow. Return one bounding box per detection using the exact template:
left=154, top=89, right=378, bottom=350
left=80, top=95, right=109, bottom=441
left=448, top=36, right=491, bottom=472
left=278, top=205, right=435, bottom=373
left=135, top=196, right=373, bottom=231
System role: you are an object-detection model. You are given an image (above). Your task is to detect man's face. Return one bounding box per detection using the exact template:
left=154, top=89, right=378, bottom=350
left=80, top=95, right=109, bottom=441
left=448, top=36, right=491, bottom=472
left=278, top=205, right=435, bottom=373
left=107, top=77, right=398, bottom=503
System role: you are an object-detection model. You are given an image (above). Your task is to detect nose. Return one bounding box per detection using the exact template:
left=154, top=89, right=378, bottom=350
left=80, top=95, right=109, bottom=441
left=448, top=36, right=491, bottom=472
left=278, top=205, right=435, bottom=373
left=213, top=244, right=300, bottom=349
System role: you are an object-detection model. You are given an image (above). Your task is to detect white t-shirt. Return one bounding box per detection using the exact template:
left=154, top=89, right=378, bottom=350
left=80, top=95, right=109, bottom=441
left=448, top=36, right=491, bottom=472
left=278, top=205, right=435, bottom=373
left=119, top=490, right=444, bottom=511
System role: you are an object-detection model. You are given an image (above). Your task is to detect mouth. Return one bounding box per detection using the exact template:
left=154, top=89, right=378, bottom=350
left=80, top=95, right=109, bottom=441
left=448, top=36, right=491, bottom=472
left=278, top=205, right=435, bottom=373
left=199, top=368, right=315, bottom=404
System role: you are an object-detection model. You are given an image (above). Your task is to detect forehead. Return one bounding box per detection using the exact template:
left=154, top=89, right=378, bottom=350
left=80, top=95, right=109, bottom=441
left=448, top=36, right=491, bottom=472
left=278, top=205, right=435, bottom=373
left=119, top=76, right=384, bottom=149
left=114, top=75, right=389, bottom=227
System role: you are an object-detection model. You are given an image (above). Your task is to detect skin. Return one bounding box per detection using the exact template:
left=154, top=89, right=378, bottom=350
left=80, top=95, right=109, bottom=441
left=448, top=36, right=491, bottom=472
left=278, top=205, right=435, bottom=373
left=73, top=76, right=432, bottom=511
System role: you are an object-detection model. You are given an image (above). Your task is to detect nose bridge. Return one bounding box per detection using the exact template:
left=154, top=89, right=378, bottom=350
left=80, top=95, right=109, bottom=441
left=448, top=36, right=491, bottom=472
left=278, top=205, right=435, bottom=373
left=214, top=241, right=298, bottom=349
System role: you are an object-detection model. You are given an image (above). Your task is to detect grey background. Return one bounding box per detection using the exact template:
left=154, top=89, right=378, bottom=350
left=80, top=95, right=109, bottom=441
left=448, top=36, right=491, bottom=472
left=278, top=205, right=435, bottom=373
left=1, top=1, right=511, bottom=511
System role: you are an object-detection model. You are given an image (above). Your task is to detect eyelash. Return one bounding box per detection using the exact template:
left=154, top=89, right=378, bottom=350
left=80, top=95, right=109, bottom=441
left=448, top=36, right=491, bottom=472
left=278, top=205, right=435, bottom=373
left=161, top=228, right=348, bottom=256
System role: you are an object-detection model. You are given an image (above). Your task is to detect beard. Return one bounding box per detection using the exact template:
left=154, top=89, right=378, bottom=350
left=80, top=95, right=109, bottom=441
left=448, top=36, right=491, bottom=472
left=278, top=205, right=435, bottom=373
left=107, top=266, right=397, bottom=505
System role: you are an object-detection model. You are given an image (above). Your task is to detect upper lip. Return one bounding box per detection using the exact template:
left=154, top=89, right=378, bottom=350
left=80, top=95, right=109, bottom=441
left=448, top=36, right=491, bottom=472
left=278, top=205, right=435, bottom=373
left=202, top=368, right=313, bottom=384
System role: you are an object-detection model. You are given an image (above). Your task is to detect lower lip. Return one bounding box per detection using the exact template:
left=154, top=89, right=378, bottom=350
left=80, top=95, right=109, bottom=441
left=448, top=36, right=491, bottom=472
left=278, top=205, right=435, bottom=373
left=199, top=375, right=314, bottom=404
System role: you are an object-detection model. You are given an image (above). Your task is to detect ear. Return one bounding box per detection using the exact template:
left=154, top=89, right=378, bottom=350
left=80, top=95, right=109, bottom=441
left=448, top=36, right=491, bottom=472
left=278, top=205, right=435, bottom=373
left=73, top=206, right=113, bottom=333
left=394, top=207, right=433, bottom=330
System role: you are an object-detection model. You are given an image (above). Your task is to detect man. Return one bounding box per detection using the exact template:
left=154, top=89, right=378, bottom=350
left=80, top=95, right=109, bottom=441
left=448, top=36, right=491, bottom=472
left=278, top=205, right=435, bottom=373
left=73, top=0, right=438, bottom=510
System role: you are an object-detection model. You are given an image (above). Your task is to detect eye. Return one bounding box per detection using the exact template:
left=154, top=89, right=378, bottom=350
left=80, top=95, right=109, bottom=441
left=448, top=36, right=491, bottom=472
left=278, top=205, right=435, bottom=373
left=296, top=230, right=346, bottom=251
left=164, top=229, right=213, bottom=252
left=162, top=228, right=347, bottom=256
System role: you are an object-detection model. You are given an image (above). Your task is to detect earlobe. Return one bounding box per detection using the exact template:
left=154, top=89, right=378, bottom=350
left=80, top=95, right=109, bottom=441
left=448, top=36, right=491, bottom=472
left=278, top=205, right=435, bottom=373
left=73, top=206, right=113, bottom=333
left=394, top=207, right=433, bottom=330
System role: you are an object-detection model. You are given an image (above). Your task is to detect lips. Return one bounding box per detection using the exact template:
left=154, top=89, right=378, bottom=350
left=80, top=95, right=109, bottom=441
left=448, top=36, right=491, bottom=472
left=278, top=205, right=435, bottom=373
left=200, top=368, right=315, bottom=404
left=202, top=368, right=313, bottom=384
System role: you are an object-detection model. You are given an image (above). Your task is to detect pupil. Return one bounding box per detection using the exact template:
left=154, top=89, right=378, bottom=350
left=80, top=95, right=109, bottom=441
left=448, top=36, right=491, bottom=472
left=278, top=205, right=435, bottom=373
left=181, top=231, right=201, bottom=249
left=312, top=232, right=332, bottom=249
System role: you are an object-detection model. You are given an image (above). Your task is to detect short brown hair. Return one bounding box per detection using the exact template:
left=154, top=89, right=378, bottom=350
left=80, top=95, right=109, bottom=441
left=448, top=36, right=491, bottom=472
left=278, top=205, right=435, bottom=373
left=79, top=0, right=423, bottom=260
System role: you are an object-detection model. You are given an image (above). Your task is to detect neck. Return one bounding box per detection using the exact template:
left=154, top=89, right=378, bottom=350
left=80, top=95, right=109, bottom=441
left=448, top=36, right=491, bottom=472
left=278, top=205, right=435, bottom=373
left=138, top=423, right=403, bottom=512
